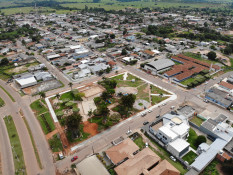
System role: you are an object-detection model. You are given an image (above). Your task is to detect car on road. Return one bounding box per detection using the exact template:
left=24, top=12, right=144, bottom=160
left=141, top=112, right=147, bottom=117
left=162, top=103, right=166, bottom=106
left=170, top=156, right=176, bottom=162
left=71, top=156, right=78, bottom=162
left=143, top=121, right=149, bottom=125
left=126, top=130, right=132, bottom=135
left=156, top=115, right=160, bottom=118
left=145, top=142, right=148, bottom=147
left=203, top=99, right=208, bottom=103
left=148, top=109, right=152, bottom=113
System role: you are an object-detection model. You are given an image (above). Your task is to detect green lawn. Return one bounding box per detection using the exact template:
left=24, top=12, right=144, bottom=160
left=187, top=128, right=198, bottom=150
left=30, top=99, right=48, bottom=115
left=0, top=97, right=5, bottom=107
left=48, top=134, right=63, bottom=152
left=37, top=112, right=55, bottom=134
left=190, top=116, right=205, bottom=127
left=182, top=151, right=197, bottom=164
left=146, top=134, right=188, bottom=174
left=151, top=96, right=168, bottom=105
left=4, top=116, right=26, bottom=175
left=137, top=83, right=150, bottom=102
left=150, top=85, right=170, bottom=95
left=133, top=135, right=145, bottom=149
left=60, top=91, right=75, bottom=101
left=112, top=73, right=144, bottom=88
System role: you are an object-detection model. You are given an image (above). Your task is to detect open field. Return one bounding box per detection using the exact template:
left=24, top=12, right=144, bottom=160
left=4, top=116, right=26, bottom=175
left=0, top=0, right=228, bottom=15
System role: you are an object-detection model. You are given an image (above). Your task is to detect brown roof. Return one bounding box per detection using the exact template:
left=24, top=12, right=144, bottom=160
left=114, top=147, right=161, bottom=175
left=149, top=160, right=180, bottom=175
left=219, top=81, right=233, bottom=90
left=143, top=50, right=154, bottom=56
left=174, top=71, right=193, bottom=81
left=108, top=61, right=116, bottom=66
left=105, top=138, right=139, bottom=165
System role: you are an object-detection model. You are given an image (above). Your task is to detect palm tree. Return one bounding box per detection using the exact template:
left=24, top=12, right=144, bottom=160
left=39, top=91, right=46, bottom=99
left=55, top=93, right=60, bottom=100
left=68, top=82, right=73, bottom=90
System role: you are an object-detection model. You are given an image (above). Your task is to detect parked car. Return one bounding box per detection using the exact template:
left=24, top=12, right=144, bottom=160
left=148, top=109, right=152, bottom=113
left=145, top=142, right=148, bottom=147
left=170, top=156, right=176, bottom=162
left=156, top=115, right=160, bottom=118
left=143, top=121, right=149, bottom=125
left=162, top=103, right=166, bottom=106
left=71, top=156, right=78, bottom=162
left=141, top=112, right=147, bottom=117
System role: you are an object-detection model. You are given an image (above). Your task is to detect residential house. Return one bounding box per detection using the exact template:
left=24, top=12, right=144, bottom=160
left=105, top=138, right=139, bottom=165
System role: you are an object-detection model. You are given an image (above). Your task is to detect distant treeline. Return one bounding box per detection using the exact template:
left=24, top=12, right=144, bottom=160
left=116, top=0, right=140, bottom=2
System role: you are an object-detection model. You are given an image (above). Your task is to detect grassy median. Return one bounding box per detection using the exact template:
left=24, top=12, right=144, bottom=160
left=4, top=115, right=26, bottom=175
left=0, top=85, right=15, bottom=102
left=23, top=117, right=42, bottom=169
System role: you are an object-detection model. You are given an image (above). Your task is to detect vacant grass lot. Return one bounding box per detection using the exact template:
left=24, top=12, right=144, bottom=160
left=150, top=85, right=171, bottom=95
left=190, top=116, right=205, bottom=127
left=151, top=96, right=168, bottom=105
left=4, top=116, right=26, bottom=175
left=182, top=151, right=197, bottom=164
left=137, top=83, right=149, bottom=102
left=133, top=135, right=144, bottom=149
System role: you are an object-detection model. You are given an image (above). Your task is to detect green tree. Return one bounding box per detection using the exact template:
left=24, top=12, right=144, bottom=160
left=0, top=57, right=9, bottom=65
left=39, top=91, right=46, bottom=99
left=110, top=34, right=115, bottom=39
left=66, top=113, right=82, bottom=138
left=120, top=94, right=136, bottom=109
left=195, top=135, right=207, bottom=147
left=207, top=51, right=217, bottom=61
left=55, top=93, right=60, bottom=100
left=123, top=28, right=127, bottom=35
left=68, top=82, right=73, bottom=90
left=121, top=48, right=127, bottom=55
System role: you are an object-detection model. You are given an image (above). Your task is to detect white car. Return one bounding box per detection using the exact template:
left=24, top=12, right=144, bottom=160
left=145, top=142, right=148, bottom=147
left=162, top=103, right=166, bottom=106
left=170, top=156, right=176, bottom=162
left=148, top=109, right=152, bottom=113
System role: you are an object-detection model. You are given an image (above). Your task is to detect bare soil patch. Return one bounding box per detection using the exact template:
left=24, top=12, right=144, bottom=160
left=83, top=121, right=98, bottom=136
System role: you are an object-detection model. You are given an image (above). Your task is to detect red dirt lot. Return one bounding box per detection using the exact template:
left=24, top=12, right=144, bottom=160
left=83, top=121, right=98, bottom=136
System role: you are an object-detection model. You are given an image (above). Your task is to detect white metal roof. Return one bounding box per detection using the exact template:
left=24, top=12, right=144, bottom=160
left=159, top=126, right=178, bottom=139
left=168, top=138, right=190, bottom=152
left=15, top=76, right=37, bottom=86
